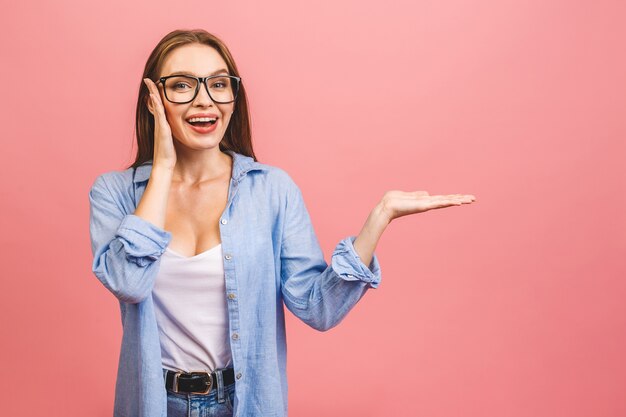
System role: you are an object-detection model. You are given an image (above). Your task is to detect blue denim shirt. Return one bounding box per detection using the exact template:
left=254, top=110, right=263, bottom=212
left=88, top=150, right=382, bottom=417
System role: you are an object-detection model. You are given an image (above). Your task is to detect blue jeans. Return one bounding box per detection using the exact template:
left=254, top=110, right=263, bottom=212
left=163, top=368, right=236, bottom=417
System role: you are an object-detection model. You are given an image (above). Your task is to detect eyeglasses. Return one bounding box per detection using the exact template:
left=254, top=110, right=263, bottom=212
left=155, top=74, right=241, bottom=104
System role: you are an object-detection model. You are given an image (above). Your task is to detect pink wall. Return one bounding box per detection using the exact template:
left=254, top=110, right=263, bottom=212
left=2, top=0, right=625, bottom=416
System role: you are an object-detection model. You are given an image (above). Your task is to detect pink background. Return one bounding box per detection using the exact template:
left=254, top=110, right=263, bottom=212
left=2, top=0, right=625, bottom=416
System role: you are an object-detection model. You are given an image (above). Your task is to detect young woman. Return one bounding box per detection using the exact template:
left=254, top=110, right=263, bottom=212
left=89, top=29, right=476, bottom=417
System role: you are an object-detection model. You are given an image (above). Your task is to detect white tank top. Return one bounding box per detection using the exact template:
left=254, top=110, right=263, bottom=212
left=152, top=243, right=232, bottom=373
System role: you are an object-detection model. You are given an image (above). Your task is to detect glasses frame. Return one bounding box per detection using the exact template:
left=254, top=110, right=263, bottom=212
left=155, top=74, right=241, bottom=104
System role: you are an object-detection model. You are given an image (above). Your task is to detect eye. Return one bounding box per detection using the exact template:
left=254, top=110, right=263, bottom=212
left=174, top=82, right=192, bottom=90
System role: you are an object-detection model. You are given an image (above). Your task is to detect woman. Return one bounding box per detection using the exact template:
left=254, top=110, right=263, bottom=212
left=88, top=29, right=476, bottom=417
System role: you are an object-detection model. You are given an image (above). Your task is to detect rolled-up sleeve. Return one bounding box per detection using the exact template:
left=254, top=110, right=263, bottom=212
left=330, top=235, right=381, bottom=288
left=89, top=174, right=172, bottom=304
left=279, top=173, right=382, bottom=332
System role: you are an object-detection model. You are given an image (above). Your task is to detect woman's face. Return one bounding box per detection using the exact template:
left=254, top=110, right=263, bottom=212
left=156, top=43, right=235, bottom=150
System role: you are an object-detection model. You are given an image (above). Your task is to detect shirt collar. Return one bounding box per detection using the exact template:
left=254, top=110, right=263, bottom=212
left=132, top=150, right=267, bottom=183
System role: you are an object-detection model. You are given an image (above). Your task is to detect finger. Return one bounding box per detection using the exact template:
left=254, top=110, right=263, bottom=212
left=453, top=197, right=473, bottom=204
left=143, top=79, right=156, bottom=114
left=150, top=94, right=168, bottom=124
left=443, top=194, right=476, bottom=200
left=143, top=78, right=165, bottom=108
left=143, top=77, right=158, bottom=95
left=436, top=199, right=463, bottom=208
left=435, top=195, right=471, bottom=202
left=148, top=94, right=157, bottom=115
left=425, top=200, right=454, bottom=210
left=147, top=96, right=158, bottom=116
left=431, top=195, right=458, bottom=201
left=431, top=197, right=465, bottom=207
left=449, top=197, right=475, bottom=205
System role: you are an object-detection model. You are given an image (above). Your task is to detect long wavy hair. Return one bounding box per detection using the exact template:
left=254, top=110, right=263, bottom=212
left=128, top=29, right=258, bottom=170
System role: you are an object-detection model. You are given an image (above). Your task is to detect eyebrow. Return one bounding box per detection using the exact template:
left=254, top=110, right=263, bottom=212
left=166, top=68, right=230, bottom=77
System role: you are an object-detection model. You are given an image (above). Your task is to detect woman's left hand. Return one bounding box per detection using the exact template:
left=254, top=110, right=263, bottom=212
left=378, top=191, right=477, bottom=223
left=351, top=191, right=476, bottom=268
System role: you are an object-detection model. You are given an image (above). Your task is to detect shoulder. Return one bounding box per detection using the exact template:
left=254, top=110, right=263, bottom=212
left=256, top=163, right=301, bottom=196
left=90, top=166, right=134, bottom=191
left=89, top=166, right=136, bottom=208
left=227, top=150, right=299, bottom=194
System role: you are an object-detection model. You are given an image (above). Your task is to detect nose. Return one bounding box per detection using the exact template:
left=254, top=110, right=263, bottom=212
left=192, top=81, right=215, bottom=106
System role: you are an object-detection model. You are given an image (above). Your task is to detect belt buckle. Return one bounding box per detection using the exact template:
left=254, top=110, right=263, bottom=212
left=172, top=371, right=183, bottom=393
left=171, top=370, right=213, bottom=394
left=189, top=371, right=213, bottom=394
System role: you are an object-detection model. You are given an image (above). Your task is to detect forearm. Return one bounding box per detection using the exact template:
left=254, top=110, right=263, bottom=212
left=134, top=165, right=173, bottom=229
left=352, top=204, right=390, bottom=269
left=89, top=174, right=173, bottom=304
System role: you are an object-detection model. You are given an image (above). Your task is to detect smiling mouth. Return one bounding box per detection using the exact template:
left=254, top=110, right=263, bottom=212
left=187, top=120, right=217, bottom=127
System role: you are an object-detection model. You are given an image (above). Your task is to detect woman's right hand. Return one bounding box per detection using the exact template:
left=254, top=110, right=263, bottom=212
left=143, top=78, right=177, bottom=170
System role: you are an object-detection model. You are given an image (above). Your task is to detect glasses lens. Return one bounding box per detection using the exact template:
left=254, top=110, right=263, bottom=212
left=164, top=76, right=198, bottom=103
left=164, top=76, right=239, bottom=103
left=207, top=76, right=237, bottom=103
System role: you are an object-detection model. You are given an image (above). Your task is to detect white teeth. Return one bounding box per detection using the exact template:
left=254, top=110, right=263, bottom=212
left=187, top=117, right=217, bottom=123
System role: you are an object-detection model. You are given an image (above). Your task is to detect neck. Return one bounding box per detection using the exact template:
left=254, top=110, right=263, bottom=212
left=170, top=146, right=233, bottom=185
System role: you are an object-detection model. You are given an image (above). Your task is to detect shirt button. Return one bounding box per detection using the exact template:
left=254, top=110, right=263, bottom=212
left=221, top=218, right=227, bottom=224
left=228, top=293, right=236, bottom=299
left=236, top=372, right=242, bottom=380
left=224, top=254, right=232, bottom=260
left=232, top=332, right=239, bottom=340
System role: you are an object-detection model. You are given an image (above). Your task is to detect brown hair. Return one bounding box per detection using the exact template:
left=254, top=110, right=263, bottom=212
left=128, top=29, right=258, bottom=170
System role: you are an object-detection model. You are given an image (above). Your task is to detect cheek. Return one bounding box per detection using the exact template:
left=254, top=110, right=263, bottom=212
left=162, top=104, right=182, bottom=126
left=221, top=106, right=235, bottom=122
left=221, top=114, right=232, bottom=128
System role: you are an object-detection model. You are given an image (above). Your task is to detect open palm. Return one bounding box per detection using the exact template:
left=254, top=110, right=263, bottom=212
left=380, top=191, right=476, bottom=222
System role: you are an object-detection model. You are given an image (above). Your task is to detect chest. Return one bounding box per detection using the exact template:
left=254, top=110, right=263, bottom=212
left=164, top=179, right=230, bottom=257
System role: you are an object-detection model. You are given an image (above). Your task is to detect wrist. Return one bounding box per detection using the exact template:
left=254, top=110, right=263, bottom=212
left=151, top=163, right=175, bottom=177
left=372, top=202, right=393, bottom=227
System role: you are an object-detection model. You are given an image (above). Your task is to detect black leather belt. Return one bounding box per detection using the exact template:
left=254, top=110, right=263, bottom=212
left=164, top=368, right=235, bottom=394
